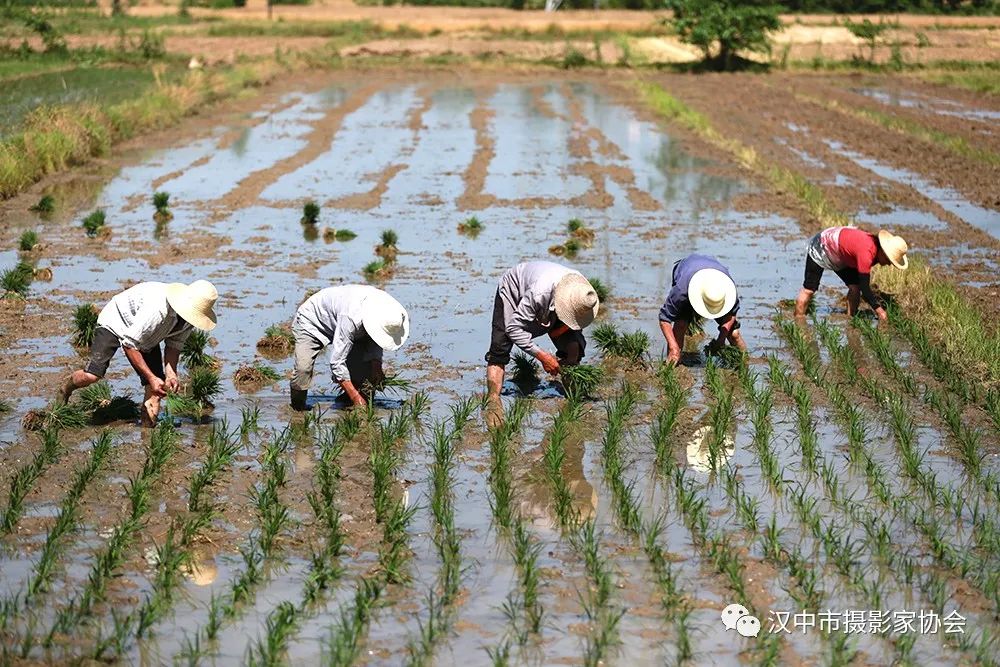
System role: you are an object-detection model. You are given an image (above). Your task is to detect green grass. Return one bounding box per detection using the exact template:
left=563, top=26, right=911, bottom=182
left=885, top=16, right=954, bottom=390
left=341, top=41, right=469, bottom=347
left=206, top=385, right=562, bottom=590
left=18, top=230, right=39, bottom=251
left=918, top=68, right=1000, bottom=96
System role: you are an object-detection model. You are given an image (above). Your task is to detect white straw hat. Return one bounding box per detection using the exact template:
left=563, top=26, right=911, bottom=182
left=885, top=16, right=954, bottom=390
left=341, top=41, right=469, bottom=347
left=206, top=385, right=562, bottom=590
left=688, top=269, right=737, bottom=320
left=362, top=289, right=409, bottom=352
left=553, top=273, right=600, bottom=331
left=165, top=280, right=218, bottom=331
left=877, top=230, right=909, bottom=270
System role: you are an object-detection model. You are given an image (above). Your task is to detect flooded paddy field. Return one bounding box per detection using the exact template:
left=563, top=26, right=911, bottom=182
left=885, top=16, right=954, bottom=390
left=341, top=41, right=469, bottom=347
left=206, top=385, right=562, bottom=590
left=1, top=69, right=999, bottom=666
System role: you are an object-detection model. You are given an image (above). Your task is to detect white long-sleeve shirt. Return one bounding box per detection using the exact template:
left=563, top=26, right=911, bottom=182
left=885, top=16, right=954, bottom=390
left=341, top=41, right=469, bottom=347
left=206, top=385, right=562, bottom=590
left=294, top=285, right=383, bottom=383
left=497, top=261, right=579, bottom=356
left=96, top=282, right=193, bottom=352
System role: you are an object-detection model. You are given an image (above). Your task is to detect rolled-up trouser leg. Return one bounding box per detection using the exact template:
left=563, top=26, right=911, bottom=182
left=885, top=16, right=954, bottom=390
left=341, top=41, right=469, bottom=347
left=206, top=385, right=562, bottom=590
left=553, top=330, right=586, bottom=367
left=484, top=291, right=514, bottom=367
left=290, top=327, right=325, bottom=399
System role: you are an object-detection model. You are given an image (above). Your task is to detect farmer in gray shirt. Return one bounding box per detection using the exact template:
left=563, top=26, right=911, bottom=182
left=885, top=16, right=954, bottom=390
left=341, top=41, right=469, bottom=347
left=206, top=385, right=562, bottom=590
left=485, top=261, right=600, bottom=426
left=290, top=285, right=410, bottom=410
left=58, top=280, right=219, bottom=427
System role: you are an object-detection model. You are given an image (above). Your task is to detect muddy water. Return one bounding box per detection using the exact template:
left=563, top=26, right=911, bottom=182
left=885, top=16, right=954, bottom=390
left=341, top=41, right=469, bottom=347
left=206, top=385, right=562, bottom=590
left=1, top=74, right=991, bottom=666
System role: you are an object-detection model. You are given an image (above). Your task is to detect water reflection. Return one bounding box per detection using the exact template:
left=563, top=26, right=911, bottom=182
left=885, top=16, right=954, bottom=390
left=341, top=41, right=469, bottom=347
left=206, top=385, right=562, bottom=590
left=685, top=424, right=735, bottom=473
left=519, top=430, right=598, bottom=533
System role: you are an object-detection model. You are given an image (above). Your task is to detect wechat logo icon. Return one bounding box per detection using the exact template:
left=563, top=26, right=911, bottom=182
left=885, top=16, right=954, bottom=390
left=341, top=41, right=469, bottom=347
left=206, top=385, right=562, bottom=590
left=722, top=603, right=760, bottom=638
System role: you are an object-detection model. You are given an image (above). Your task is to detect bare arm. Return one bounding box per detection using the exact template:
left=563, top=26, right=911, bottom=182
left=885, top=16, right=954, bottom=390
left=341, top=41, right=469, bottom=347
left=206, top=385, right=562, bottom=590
left=124, top=347, right=166, bottom=396
left=163, top=346, right=181, bottom=392
left=660, top=320, right=686, bottom=365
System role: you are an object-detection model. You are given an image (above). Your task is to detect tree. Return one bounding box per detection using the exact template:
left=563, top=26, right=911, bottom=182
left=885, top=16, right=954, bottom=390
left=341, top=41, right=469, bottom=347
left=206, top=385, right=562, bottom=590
left=666, top=0, right=782, bottom=71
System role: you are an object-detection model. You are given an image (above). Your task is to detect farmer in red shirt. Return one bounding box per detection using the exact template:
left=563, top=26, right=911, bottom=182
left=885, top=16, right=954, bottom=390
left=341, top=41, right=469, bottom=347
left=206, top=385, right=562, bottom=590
left=794, top=227, right=909, bottom=321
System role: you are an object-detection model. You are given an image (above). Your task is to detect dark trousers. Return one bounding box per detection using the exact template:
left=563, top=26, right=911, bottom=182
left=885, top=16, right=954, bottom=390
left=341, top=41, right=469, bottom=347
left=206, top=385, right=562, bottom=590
left=484, top=293, right=586, bottom=367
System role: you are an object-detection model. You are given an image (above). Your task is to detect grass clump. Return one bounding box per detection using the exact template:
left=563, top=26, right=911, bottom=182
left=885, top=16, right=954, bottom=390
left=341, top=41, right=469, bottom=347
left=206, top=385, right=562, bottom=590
left=233, top=362, right=281, bottom=388
left=19, top=230, right=39, bottom=252
left=72, top=304, right=99, bottom=348
left=181, top=330, right=218, bottom=370
left=152, top=191, right=172, bottom=223
left=375, top=229, right=399, bottom=264
left=1, top=261, right=34, bottom=297
left=561, top=364, right=605, bottom=400
left=82, top=209, right=107, bottom=237
left=257, top=324, right=295, bottom=356
left=457, top=216, right=484, bottom=237
left=301, top=200, right=320, bottom=225
left=30, top=195, right=55, bottom=215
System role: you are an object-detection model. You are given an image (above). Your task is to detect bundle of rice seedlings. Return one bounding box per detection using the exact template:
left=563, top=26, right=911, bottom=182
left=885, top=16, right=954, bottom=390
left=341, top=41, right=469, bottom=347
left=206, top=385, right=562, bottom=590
left=78, top=381, right=139, bottom=423
left=257, top=324, right=295, bottom=354
left=163, top=393, right=202, bottom=419
left=362, top=373, right=412, bottom=396
left=363, top=259, right=392, bottom=281
left=82, top=210, right=107, bottom=237
left=1, top=261, right=33, bottom=297
left=323, top=227, right=357, bottom=242
left=561, top=364, right=605, bottom=400
left=181, top=330, right=218, bottom=369
left=189, top=367, right=222, bottom=406
left=548, top=239, right=580, bottom=258
left=30, top=195, right=55, bottom=215
left=375, top=229, right=399, bottom=263
left=22, top=403, right=89, bottom=432
left=72, top=304, right=99, bottom=348
left=152, top=191, right=172, bottom=223
left=618, top=331, right=650, bottom=363
left=233, top=362, right=281, bottom=388
left=0, top=399, right=11, bottom=414
left=588, top=277, right=609, bottom=304
left=511, top=352, right=540, bottom=393
left=458, top=216, right=484, bottom=236
left=567, top=218, right=595, bottom=244
left=301, top=200, right=320, bottom=225
left=592, top=322, right=620, bottom=353
left=686, top=317, right=705, bottom=338
left=19, top=231, right=39, bottom=252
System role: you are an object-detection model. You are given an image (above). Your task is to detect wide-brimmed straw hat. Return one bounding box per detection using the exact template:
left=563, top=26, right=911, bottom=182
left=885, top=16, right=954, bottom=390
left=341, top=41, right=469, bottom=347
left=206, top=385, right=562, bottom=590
left=553, top=273, right=600, bottom=331
left=688, top=269, right=737, bottom=320
left=166, top=280, right=218, bottom=331
left=362, top=289, right=409, bottom=352
left=877, top=230, right=909, bottom=270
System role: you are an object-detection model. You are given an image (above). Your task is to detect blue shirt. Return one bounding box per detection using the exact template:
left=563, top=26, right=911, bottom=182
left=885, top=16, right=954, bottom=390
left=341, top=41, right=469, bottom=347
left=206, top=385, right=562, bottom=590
left=658, top=254, right=740, bottom=324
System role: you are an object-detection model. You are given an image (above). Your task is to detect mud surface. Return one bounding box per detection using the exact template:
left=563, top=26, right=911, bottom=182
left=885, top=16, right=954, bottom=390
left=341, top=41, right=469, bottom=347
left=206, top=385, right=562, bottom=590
left=2, top=68, right=999, bottom=665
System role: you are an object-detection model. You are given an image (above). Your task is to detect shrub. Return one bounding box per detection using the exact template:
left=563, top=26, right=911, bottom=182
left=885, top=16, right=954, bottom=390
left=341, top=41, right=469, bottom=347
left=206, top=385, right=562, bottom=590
left=29, top=195, right=55, bottom=214
left=18, top=231, right=39, bottom=252
left=82, top=209, right=107, bottom=237
left=302, top=200, right=320, bottom=225
left=665, top=0, right=781, bottom=71
left=72, top=304, right=99, bottom=348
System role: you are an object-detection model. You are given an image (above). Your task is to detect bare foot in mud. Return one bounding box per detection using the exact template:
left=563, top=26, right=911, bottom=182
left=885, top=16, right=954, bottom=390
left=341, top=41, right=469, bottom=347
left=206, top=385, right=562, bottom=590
left=485, top=396, right=504, bottom=429
left=141, top=397, right=160, bottom=428
left=55, top=377, right=75, bottom=406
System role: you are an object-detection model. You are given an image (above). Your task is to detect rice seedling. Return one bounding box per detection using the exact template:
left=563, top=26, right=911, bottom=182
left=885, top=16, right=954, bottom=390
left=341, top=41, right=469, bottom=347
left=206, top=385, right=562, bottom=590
left=703, top=360, right=737, bottom=473
left=76, top=381, right=139, bottom=423
left=152, top=191, right=172, bottom=223
left=363, top=259, right=392, bottom=281
left=379, top=229, right=398, bottom=248
left=588, top=277, right=609, bottom=304
left=180, top=329, right=218, bottom=370
left=29, top=195, right=55, bottom=214
left=0, top=399, right=10, bottom=414
left=457, top=215, right=484, bottom=236
left=1, top=261, right=33, bottom=297
left=362, top=373, right=412, bottom=397
left=322, top=578, right=383, bottom=666
left=1, top=428, right=63, bottom=535
left=300, top=199, right=320, bottom=225
left=22, top=401, right=89, bottom=432
left=567, top=217, right=595, bottom=244
left=233, top=362, right=281, bottom=387
left=257, top=323, right=295, bottom=355
left=561, top=364, right=604, bottom=401
left=18, top=230, right=39, bottom=252
left=323, top=227, right=357, bottom=242
left=82, top=209, right=107, bottom=237
left=511, top=351, right=540, bottom=394
left=376, top=229, right=399, bottom=263
left=72, top=304, right=99, bottom=348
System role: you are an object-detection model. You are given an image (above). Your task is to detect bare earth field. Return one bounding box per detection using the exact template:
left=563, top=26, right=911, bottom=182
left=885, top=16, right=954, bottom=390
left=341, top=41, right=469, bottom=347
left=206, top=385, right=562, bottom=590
left=1, top=60, right=1000, bottom=666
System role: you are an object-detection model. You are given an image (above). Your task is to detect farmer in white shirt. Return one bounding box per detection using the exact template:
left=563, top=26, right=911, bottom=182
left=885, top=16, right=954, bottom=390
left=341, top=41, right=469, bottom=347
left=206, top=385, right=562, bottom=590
left=290, top=285, right=410, bottom=410
left=485, top=261, right=600, bottom=426
left=58, top=280, right=219, bottom=427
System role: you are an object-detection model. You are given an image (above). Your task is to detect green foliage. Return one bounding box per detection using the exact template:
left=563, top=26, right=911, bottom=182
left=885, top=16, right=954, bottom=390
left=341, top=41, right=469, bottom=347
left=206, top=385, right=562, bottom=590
left=189, top=367, right=221, bottom=405
left=302, top=200, right=320, bottom=224
left=1, top=261, right=33, bottom=296
left=458, top=216, right=484, bottom=236
left=665, top=0, right=781, bottom=71
left=380, top=229, right=398, bottom=248
left=844, top=18, right=893, bottom=63
left=511, top=352, right=540, bottom=393
left=592, top=322, right=648, bottom=363
left=72, top=304, right=99, bottom=347
left=30, top=195, right=55, bottom=214
left=82, top=209, right=106, bottom=236
left=181, top=330, right=216, bottom=369
left=19, top=230, right=39, bottom=251
left=567, top=218, right=584, bottom=233
left=363, top=259, right=390, bottom=280
left=152, top=191, right=170, bottom=212
left=561, top=364, right=605, bottom=400
left=588, top=278, right=610, bottom=304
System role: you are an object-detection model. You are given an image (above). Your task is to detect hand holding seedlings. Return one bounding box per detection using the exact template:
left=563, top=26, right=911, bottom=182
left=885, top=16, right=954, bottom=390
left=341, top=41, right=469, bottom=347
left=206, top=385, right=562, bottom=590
left=57, top=280, right=219, bottom=427
left=795, top=227, right=908, bottom=319
left=289, top=285, right=410, bottom=410
left=484, top=261, right=599, bottom=410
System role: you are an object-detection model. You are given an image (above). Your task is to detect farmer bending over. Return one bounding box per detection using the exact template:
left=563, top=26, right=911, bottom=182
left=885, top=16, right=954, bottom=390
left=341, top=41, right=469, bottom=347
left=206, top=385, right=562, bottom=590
left=795, top=227, right=908, bottom=321
left=659, top=254, right=746, bottom=365
left=485, top=261, right=600, bottom=426
left=58, top=280, right=219, bottom=427
left=290, top=285, right=409, bottom=410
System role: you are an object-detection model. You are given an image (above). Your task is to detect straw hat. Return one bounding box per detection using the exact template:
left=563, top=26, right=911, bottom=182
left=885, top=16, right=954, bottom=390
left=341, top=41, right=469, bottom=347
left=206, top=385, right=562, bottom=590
left=688, top=269, right=737, bottom=320
left=553, top=273, right=599, bottom=330
left=877, top=230, right=909, bottom=270
left=165, top=280, right=218, bottom=331
left=362, top=289, right=409, bottom=352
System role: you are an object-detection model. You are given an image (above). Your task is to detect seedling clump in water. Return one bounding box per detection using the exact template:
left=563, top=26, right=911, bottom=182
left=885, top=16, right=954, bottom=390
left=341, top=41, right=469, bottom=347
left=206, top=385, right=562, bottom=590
left=72, top=304, right=99, bottom=348
left=152, top=191, right=172, bottom=223
left=19, top=230, right=39, bottom=252
left=511, top=352, right=541, bottom=394
left=181, top=330, right=218, bottom=370
left=1, top=261, right=33, bottom=297
left=257, top=324, right=295, bottom=355
left=458, top=216, right=484, bottom=236
left=233, top=362, right=281, bottom=388
left=301, top=200, right=320, bottom=225
left=323, top=227, right=357, bottom=242
left=82, top=209, right=107, bottom=237
left=568, top=217, right=595, bottom=244
left=363, top=259, right=392, bottom=281
left=561, top=364, right=604, bottom=400
left=588, top=277, right=610, bottom=304
left=375, top=229, right=399, bottom=263
left=30, top=195, right=55, bottom=215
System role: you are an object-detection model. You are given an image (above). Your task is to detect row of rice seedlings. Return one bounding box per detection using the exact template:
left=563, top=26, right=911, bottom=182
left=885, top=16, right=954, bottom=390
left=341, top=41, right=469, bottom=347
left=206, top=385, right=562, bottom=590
left=702, top=359, right=737, bottom=474
left=734, top=365, right=784, bottom=494
left=855, top=318, right=998, bottom=502
left=0, top=431, right=114, bottom=632
left=42, top=422, right=181, bottom=656
left=1, top=260, right=34, bottom=297
left=782, top=318, right=998, bottom=661
left=591, top=322, right=649, bottom=365
left=18, top=230, right=40, bottom=252
left=405, top=398, right=478, bottom=665
left=246, top=424, right=350, bottom=666
left=0, top=427, right=63, bottom=534
left=457, top=215, right=484, bottom=237
left=324, top=408, right=420, bottom=665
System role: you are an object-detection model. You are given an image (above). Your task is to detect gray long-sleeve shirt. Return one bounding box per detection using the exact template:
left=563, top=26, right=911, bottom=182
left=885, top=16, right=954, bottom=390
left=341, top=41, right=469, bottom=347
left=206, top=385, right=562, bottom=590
left=498, top=261, right=579, bottom=356
left=96, top=281, right=193, bottom=352
left=293, top=285, right=383, bottom=383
